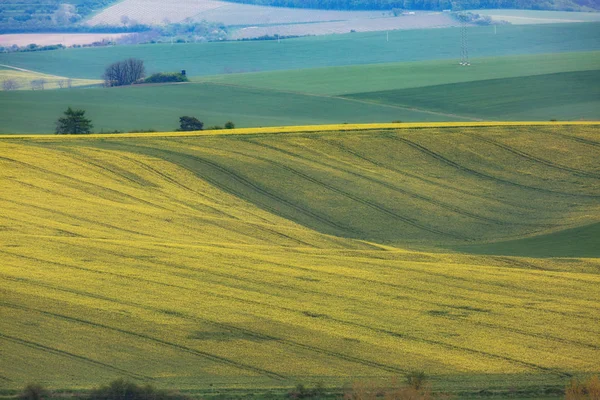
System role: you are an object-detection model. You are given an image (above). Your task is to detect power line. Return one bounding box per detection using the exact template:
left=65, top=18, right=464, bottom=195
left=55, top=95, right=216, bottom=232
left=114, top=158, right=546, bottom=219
left=460, top=20, right=470, bottom=66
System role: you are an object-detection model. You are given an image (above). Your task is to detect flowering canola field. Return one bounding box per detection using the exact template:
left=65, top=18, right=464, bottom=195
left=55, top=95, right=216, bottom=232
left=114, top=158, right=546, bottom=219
left=0, top=124, right=599, bottom=391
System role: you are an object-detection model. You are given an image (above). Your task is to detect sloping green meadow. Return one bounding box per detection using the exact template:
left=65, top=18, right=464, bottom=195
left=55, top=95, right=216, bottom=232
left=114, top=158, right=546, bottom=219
left=1, top=51, right=598, bottom=134
left=0, top=124, right=599, bottom=392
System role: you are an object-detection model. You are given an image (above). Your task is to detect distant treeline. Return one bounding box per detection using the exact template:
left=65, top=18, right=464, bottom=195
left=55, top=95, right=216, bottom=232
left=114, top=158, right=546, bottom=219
left=0, top=24, right=151, bottom=35
left=220, top=0, right=600, bottom=11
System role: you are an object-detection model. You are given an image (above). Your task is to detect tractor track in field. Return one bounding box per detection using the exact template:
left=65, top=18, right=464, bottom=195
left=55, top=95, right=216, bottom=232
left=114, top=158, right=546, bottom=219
left=0, top=197, right=156, bottom=238
left=0, top=155, right=168, bottom=211
left=2, top=178, right=181, bottom=229
left=313, top=137, right=548, bottom=212
left=242, top=138, right=548, bottom=228
left=195, top=141, right=469, bottom=240
left=74, top=146, right=316, bottom=247
left=390, top=137, right=600, bottom=199
left=548, top=131, right=600, bottom=147
left=55, top=235, right=600, bottom=324
left=0, top=276, right=409, bottom=376
left=460, top=131, right=600, bottom=179
left=110, top=142, right=357, bottom=235
left=0, top=302, right=287, bottom=381
left=0, top=333, right=152, bottom=380
left=115, top=153, right=236, bottom=219
left=54, top=146, right=158, bottom=188
left=0, top=269, right=585, bottom=377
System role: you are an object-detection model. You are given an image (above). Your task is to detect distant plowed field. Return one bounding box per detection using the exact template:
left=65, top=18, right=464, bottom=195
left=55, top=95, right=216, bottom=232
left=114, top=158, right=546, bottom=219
left=86, top=0, right=457, bottom=37
left=1, top=124, right=599, bottom=390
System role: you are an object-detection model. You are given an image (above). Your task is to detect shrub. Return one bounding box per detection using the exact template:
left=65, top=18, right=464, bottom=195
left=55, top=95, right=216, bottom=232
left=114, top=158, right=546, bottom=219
left=406, top=370, right=427, bottom=390
left=287, top=382, right=326, bottom=399
left=566, top=375, right=600, bottom=400
left=141, top=72, right=189, bottom=84
left=90, top=379, right=189, bottom=400
left=224, top=121, right=235, bottom=129
left=18, top=384, right=50, bottom=400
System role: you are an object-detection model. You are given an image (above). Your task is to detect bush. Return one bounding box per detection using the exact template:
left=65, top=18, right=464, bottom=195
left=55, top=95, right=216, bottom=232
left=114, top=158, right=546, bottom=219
left=566, top=375, right=600, bottom=400
left=406, top=370, right=427, bottom=390
left=18, top=384, right=50, bottom=400
left=224, top=121, right=235, bottom=129
left=287, top=382, right=326, bottom=399
left=141, top=72, right=189, bottom=84
left=90, top=379, right=189, bottom=400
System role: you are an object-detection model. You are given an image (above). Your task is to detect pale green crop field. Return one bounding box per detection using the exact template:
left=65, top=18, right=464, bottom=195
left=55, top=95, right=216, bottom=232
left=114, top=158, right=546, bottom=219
left=0, top=124, right=598, bottom=393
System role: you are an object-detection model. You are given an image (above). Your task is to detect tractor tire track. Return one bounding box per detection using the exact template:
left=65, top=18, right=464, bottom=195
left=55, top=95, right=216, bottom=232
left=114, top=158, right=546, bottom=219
left=0, top=275, right=407, bottom=376
left=0, top=197, right=155, bottom=238
left=311, top=138, right=542, bottom=211
left=0, top=156, right=167, bottom=210
left=548, top=131, right=600, bottom=148
left=0, top=303, right=286, bottom=381
left=460, top=131, right=600, bottom=179
left=110, top=143, right=356, bottom=235
left=390, top=137, right=600, bottom=199
left=242, top=138, right=546, bottom=228
left=211, top=143, right=468, bottom=240
left=0, top=333, right=151, bottom=380
left=0, top=272, right=581, bottom=377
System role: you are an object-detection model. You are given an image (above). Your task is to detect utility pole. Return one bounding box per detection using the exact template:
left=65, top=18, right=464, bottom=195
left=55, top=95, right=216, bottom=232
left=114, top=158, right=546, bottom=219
left=460, top=18, right=470, bottom=66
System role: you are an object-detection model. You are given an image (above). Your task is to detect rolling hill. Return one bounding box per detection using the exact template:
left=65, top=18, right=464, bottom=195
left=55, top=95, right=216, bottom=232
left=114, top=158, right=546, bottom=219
left=1, top=23, right=598, bottom=79
left=0, top=123, right=599, bottom=392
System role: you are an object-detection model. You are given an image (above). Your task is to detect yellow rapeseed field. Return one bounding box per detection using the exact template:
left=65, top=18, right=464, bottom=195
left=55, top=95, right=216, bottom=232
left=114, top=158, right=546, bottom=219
left=0, top=124, right=599, bottom=391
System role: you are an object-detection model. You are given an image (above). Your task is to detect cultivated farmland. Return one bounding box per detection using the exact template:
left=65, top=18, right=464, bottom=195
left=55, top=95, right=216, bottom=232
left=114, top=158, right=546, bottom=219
left=2, top=23, right=598, bottom=79
left=84, top=0, right=458, bottom=38
left=0, top=124, right=599, bottom=392
left=0, top=65, right=101, bottom=91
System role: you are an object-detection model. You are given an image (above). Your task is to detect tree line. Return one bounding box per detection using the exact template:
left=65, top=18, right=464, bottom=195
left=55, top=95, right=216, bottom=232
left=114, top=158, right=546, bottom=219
left=219, top=0, right=599, bottom=11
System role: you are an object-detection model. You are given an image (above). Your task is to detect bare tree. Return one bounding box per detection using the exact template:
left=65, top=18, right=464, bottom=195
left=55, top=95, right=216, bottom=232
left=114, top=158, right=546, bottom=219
left=102, top=58, right=145, bottom=87
left=31, top=79, right=46, bottom=90
left=67, top=78, right=73, bottom=88
left=57, top=79, right=66, bottom=89
left=2, top=79, right=19, bottom=91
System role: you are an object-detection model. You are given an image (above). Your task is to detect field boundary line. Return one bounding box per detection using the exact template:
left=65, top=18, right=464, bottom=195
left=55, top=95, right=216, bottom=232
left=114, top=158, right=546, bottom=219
left=1, top=121, right=599, bottom=140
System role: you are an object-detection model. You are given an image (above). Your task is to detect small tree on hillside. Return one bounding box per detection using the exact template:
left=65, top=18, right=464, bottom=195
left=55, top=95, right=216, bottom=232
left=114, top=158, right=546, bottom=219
left=2, top=79, right=19, bottom=91
left=178, top=116, right=203, bottom=131
left=55, top=107, right=93, bottom=134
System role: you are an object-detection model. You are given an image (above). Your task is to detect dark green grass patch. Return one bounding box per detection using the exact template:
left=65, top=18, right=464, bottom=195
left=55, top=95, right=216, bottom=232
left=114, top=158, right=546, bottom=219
left=198, top=51, right=600, bottom=95
left=344, top=70, right=600, bottom=121
left=453, top=222, right=600, bottom=258
left=0, top=83, right=457, bottom=134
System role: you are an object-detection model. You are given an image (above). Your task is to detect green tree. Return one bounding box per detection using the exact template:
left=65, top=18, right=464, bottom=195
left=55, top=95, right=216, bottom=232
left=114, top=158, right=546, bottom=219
left=178, top=116, right=203, bottom=131
left=55, top=107, right=93, bottom=134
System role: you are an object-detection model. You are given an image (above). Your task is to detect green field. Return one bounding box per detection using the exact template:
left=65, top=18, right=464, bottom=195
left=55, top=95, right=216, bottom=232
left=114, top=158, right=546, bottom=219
left=0, top=23, right=599, bottom=79
left=0, top=124, right=599, bottom=394
left=344, top=70, right=600, bottom=121
left=197, top=51, right=600, bottom=95
left=1, top=56, right=598, bottom=133
left=0, top=83, right=464, bottom=134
